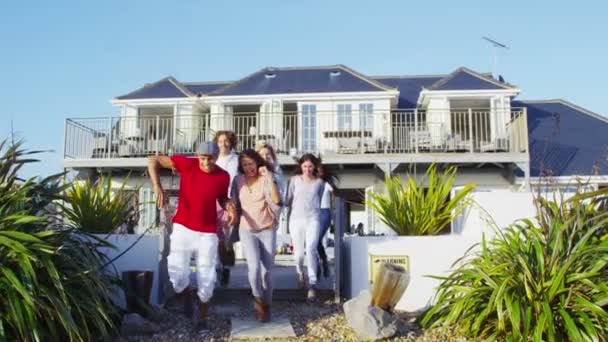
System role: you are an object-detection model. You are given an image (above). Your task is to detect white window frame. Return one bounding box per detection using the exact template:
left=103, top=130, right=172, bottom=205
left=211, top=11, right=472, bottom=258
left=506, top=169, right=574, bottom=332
left=301, top=104, right=317, bottom=152
left=337, top=104, right=352, bottom=131
left=359, top=103, right=374, bottom=132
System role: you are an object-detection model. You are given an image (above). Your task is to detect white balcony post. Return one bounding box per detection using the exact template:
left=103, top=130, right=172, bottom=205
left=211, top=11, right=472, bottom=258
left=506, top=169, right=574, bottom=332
left=107, top=116, right=112, bottom=158
left=156, top=115, right=160, bottom=156
left=255, top=112, right=260, bottom=146
left=414, top=108, right=419, bottom=153
left=360, top=110, right=365, bottom=154
left=468, top=108, right=474, bottom=153
left=63, top=118, right=68, bottom=159
left=172, top=103, right=178, bottom=154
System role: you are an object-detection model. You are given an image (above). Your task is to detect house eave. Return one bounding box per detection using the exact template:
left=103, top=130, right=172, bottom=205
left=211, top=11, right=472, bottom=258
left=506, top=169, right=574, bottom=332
left=111, top=98, right=198, bottom=106
left=204, top=90, right=400, bottom=103
left=417, top=88, right=521, bottom=106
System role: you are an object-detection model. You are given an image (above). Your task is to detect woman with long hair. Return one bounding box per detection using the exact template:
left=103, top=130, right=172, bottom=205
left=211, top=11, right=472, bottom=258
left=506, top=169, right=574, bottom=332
left=256, top=142, right=285, bottom=199
left=231, top=149, right=281, bottom=322
left=284, top=153, right=325, bottom=300
left=257, top=142, right=290, bottom=235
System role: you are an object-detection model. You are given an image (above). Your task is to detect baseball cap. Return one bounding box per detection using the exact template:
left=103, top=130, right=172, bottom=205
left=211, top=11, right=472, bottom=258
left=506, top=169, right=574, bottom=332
left=196, top=141, right=219, bottom=157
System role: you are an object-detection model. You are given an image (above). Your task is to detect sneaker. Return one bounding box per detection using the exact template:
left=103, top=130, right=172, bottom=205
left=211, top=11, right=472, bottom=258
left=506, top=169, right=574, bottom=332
left=307, top=287, right=317, bottom=301
left=296, top=273, right=306, bottom=289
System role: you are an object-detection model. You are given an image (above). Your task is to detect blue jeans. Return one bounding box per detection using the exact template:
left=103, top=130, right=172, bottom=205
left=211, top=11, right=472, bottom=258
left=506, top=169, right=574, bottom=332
left=317, top=209, right=331, bottom=264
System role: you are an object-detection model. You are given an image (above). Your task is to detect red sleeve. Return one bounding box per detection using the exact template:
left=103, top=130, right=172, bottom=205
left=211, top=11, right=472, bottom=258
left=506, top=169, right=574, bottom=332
left=170, top=155, right=194, bottom=174
left=218, top=170, right=230, bottom=199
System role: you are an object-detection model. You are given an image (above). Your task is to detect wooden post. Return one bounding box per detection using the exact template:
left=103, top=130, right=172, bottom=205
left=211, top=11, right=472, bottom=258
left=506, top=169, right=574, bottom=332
left=370, top=263, right=410, bottom=311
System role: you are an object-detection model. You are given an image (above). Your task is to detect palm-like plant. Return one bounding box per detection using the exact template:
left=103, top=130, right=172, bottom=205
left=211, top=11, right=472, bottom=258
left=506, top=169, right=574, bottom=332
left=0, top=141, right=118, bottom=341
left=420, top=188, right=608, bottom=341
left=366, top=164, right=476, bottom=235
left=63, top=175, right=138, bottom=234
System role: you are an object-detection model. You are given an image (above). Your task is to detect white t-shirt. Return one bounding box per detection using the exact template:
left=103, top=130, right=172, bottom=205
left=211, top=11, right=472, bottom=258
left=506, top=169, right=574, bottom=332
left=216, top=151, right=239, bottom=194
left=320, top=182, right=333, bottom=209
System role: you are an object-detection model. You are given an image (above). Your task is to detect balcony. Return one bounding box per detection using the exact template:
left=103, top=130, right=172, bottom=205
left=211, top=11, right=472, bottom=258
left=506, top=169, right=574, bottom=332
left=63, top=108, right=529, bottom=168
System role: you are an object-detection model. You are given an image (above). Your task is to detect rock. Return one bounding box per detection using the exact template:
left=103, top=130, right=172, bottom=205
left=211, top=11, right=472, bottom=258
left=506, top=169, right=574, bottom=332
left=344, top=290, right=399, bottom=340
left=121, top=313, right=161, bottom=336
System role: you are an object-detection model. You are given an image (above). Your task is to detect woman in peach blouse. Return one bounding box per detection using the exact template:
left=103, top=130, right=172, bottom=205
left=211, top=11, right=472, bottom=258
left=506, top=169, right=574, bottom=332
left=231, top=149, right=281, bottom=322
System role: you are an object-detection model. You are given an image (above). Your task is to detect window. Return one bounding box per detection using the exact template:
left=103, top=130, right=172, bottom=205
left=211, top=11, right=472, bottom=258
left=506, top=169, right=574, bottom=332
left=359, top=103, right=374, bottom=132
left=337, top=104, right=352, bottom=131
left=301, top=104, right=317, bottom=152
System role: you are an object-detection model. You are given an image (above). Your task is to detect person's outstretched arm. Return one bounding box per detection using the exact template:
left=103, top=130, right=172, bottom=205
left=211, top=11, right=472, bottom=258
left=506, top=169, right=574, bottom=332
left=147, top=155, right=174, bottom=209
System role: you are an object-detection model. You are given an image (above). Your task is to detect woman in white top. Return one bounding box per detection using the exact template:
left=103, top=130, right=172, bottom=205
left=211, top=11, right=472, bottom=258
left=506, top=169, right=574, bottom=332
left=284, top=154, right=325, bottom=300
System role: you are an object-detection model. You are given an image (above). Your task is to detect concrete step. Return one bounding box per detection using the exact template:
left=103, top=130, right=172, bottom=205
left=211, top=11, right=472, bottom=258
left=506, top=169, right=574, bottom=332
left=212, top=288, right=335, bottom=303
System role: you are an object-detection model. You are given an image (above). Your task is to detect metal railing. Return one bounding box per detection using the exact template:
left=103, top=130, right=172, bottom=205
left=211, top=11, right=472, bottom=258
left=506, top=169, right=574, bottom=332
left=64, top=108, right=528, bottom=160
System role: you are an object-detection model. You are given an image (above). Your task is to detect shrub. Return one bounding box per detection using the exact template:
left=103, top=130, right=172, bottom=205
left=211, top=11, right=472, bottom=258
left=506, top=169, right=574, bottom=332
left=420, top=188, right=608, bottom=340
left=0, top=141, right=118, bottom=341
left=366, top=164, right=476, bottom=235
left=63, top=175, right=138, bottom=234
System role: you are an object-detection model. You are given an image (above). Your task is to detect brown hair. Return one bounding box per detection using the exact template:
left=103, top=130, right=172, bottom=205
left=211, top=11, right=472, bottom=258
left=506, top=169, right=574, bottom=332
left=237, top=149, right=269, bottom=175
left=213, top=130, right=238, bottom=150
left=295, top=153, right=321, bottom=176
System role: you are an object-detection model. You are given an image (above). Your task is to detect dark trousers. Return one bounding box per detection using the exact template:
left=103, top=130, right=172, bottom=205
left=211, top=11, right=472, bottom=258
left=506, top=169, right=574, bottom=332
left=317, top=208, right=331, bottom=264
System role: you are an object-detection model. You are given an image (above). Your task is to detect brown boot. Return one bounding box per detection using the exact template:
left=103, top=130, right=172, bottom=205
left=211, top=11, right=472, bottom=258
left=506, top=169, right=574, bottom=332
left=196, top=300, right=210, bottom=332
left=178, top=287, right=194, bottom=318
left=263, top=303, right=271, bottom=322
left=253, top=297, right=266, bottom=322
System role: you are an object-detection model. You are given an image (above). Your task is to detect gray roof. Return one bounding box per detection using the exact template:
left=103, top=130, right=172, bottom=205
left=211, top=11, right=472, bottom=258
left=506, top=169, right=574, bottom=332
left=208, top=65, right=396, bottom=96
left=515, top=100, right=608, bottom=177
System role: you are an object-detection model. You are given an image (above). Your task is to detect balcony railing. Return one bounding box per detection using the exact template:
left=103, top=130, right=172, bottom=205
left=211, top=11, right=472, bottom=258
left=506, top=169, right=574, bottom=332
left=64, top=108, right=528, bottom=161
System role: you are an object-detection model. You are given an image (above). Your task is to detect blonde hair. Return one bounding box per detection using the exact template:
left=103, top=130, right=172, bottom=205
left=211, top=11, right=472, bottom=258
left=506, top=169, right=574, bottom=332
left=256, top=141, right=278, bottom=165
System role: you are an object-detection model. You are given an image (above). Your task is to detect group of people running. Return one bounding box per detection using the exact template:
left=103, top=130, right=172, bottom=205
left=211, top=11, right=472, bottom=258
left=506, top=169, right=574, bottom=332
left=147, top=130, right=335, bottom=330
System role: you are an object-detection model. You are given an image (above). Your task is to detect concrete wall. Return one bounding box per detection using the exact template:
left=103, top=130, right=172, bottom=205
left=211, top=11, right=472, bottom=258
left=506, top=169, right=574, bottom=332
left=344, top=188, right=537, bottom=312
left=344, top=235, right=479, bottom=312
left=96, top=234, right=162, bottom=308
left=454, top=189, right=537, bottom=239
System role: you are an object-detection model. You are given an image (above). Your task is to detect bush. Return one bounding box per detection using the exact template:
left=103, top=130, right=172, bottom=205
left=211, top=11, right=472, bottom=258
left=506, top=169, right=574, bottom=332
left=0, top=141, right=119, bottom=341
left=420, top=188, right=608, bottom=340
left=63, top=175, right=138, bottom=234
left=366, top=164, right=476, bottom=235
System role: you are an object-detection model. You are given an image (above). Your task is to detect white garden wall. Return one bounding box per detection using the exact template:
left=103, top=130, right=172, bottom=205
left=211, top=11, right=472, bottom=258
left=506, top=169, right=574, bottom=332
left=96, top=234, right=161, bottom=307
left=344, top=189, right=538, bottom=312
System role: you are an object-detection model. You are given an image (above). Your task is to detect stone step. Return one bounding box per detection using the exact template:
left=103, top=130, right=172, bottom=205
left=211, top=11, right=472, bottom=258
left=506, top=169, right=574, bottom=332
left=211, top=288, right=335, bottom=303
left=230, top=317, right=296, bottom=340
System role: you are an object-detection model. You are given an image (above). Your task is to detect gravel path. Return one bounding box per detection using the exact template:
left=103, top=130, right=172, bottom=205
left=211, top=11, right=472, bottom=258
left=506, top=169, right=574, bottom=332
left=118, top=292, right=466, bottom=341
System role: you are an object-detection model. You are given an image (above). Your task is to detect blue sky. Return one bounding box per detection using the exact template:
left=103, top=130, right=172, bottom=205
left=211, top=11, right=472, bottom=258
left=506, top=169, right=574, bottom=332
left=1, top=0, right=606, bottom=178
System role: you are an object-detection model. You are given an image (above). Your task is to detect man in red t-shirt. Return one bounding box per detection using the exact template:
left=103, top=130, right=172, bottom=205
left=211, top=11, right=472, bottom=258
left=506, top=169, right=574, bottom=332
left=148, top=141, right=236, bottom=331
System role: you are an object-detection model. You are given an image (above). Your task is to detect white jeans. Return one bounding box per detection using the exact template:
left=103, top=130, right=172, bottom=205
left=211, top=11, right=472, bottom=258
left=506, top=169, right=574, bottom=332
left=289, top=216, right=321, bottom=285
left=168, top=223, right=218, bottom=302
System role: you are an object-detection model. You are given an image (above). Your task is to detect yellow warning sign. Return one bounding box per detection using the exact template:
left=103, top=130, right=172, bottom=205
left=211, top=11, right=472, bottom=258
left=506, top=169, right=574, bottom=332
left=368, top=254, right=409, bottom=285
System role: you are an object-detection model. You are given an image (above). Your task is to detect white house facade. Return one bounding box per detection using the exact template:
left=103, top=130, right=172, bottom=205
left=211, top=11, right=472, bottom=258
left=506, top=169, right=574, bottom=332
left=62, top=65, right=608, bottom=234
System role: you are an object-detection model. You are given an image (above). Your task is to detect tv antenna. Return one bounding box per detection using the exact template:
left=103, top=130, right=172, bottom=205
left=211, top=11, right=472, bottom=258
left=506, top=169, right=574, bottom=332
left=10, top=117, right=15, bottom=146
left=482, top=36, right=509, bottom=78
